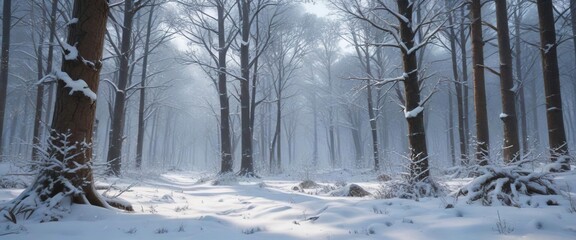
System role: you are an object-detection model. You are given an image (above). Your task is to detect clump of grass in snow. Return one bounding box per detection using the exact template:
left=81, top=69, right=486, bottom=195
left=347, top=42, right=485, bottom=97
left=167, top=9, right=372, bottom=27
left=493, top=211, right=514, bottom=235
left=155, top=227, right=168, bottom=234
left=242, top=227, right=264, bottom=234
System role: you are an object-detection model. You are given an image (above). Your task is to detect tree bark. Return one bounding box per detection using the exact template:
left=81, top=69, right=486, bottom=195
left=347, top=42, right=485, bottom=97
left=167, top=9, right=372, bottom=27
left=107, top=0, right=135, bottom=176
left=446, top=0, right=468, bottom=165
left=397, top=0, right=430, bottom=182
left=513, top=0, right=529, bottom=156
left=460, top=7, right=470, bottom=163
left=238, top=0, right=255, bottom=177
left=135, top=4, right=155, bottom=170
left=217, top=2, right=233, bottom=174
left=48, top=0, right=109, bottom=208
left=362, top=41, right=380, bottom=171
left=495, top=0, right=520, bottom=163
left=0, top=0, right=12, bottom=159
left=536, top=0, right=570, bottom=170
left=469, top=0, right=489, bottom=165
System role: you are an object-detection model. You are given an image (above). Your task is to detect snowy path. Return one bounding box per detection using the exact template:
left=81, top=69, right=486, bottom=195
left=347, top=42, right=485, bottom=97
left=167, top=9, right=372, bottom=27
left=1, top=171, right=576, bottom=240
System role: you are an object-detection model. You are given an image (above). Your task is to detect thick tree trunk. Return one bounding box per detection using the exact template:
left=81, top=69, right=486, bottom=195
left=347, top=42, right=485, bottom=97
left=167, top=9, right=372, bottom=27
left=107, top=0, right=134, bottom=176
left=397, top=0, right=429, bottom=182
left=536, top=0, right=570, bottom=170
left=0, top=0, right=12, bottom=159
left=470, top=0, right=489, bottom=165
left=13, top=0, right=112, bottom=214
left=571, top=0, right=576, bottom=145
left=238, top=0, right=255, bottom=176
left=495, top=0, right=520, bottom=163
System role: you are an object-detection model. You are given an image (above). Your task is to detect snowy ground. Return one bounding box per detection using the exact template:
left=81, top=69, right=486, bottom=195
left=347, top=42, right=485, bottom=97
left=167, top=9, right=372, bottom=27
left=1, top=168, right=576, bottom=240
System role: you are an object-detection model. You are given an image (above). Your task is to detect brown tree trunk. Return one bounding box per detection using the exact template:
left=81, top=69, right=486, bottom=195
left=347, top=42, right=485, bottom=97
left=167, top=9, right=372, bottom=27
left=495, top=0, right=520, bottom=163
left=470, top=0, right=490, bottom=165
left=52, top=0, right=109, bottom=205
left=0, top=0, right=12, bottom=159
left=397, top=0, right=429, bottom=182
left=107, top=0, right=134, bottom=176
left=536, top=0, right=570, bottom=170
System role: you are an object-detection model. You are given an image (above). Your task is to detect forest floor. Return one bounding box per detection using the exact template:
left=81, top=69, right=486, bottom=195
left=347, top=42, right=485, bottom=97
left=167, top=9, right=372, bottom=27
left=1, top=166, right=576, bottom=240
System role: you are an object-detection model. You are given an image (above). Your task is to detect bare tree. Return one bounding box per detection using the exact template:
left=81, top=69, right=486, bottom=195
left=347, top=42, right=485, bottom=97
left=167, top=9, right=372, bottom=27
left=334, top=0, right=444, bottom=182
left=106, top=0, right=156, bottom=176
left=31, top=0, right=59, bottom=162
left=264, top=10, right=310, bottom=173
left=347, top=20, right=382, bottom=171
left=442, top=0, right=468, bottom=165
left=236, top=0, right=276, bottom=177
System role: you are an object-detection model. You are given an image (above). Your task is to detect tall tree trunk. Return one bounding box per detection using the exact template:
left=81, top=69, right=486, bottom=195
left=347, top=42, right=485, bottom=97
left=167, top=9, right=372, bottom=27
left=216, top=3, right=233, bottom=174
left=363, top=42, right=380, bottom=171
left=32, top=0, right=59, bottom=162
left=397, top=0, right=430, bottom=182
left=32, top=3, right=46, bottom=161
left=470, top=0, right=489, bottom=165
left=275, top=87, right=282, bottom=173
left=135, top=4, right=155, bottom=169
left=26, top=0, right=110, bottom=209
left=50, top=0, right=108, bottom=200
left=238, top=0, right=254, bottom=176
left=312, top=93, right=318, bottom=167
left=459, top=5, right=470, bottom=164
left=513, top=0, right=529, bottom=156
left=448, top=87, right=456, bottom=166
left=107, top=0, right=134, bottom=176
left=570, top=0, right=576, bottom=152
left=446, top=0, right=468, bottom=165
left=0, top=0, right=12, bottom=159
left=536, top=0, right=570, bottom=170
left=495, top=0, right=520, bottom=163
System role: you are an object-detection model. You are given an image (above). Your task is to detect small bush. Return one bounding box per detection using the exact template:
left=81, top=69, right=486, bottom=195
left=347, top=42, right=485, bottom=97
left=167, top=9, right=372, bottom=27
left=242, top=227, right=263, bottom=234
left=458, top=163, right=559, bottom=206
left=376, top=178, right=445, bottom=200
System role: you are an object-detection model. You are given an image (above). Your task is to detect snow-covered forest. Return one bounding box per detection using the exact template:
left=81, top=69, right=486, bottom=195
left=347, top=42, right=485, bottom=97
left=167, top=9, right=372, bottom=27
left=0, top=0, right=575, bottom=239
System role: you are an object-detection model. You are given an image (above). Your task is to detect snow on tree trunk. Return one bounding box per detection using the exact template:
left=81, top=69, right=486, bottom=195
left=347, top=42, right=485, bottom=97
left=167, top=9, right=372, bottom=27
left=1, top=0, right=131, bottom=222
left=397, top=0, right=430, bottom=182
left=536, top=0, right=571, bottom=171
left=495, top=0, right=521, bottom=163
